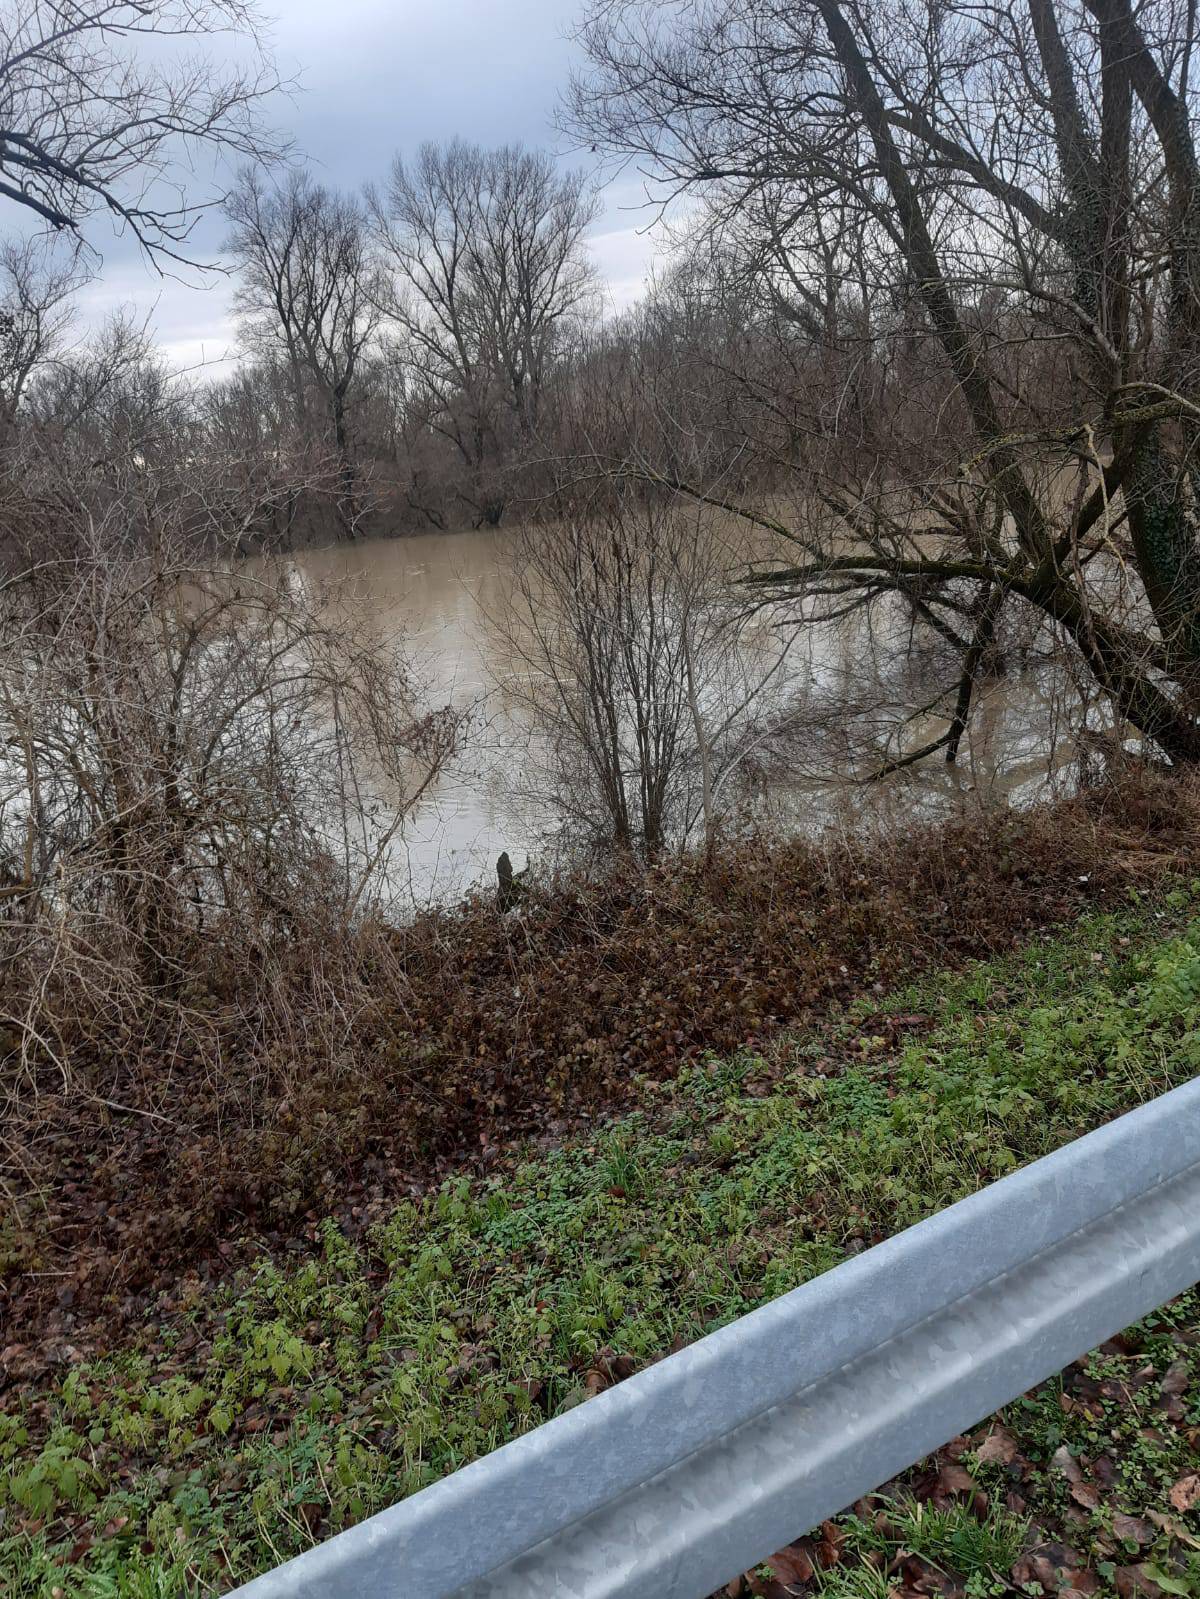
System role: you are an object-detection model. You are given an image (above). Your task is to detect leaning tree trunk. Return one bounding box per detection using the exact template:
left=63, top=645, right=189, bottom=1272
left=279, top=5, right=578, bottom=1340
left=1126, top=437, right=1200, bottom=677
left=1086, top=0, right=1200, bottom=705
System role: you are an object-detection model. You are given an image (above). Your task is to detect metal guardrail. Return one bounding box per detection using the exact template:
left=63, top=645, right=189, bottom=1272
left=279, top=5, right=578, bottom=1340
left=232, top=1076, right=1200, bottom=1599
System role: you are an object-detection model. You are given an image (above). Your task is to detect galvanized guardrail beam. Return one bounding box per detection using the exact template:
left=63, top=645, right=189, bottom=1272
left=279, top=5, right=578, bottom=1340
left=232, top=1075, right=1200, bottom=1599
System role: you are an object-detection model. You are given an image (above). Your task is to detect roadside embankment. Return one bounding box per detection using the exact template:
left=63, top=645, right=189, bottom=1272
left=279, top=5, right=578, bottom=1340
left=3, top=878, right=1200, bottom=1594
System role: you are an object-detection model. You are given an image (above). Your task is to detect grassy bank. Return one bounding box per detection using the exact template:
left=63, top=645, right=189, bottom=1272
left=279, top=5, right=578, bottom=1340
left=3, top=889, right=1200, bottom=1596
left=8, top=770, right=1200, bottom=1356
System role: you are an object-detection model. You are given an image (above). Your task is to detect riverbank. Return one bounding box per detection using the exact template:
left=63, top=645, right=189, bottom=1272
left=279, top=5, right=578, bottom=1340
left=3, top=887, right=1199, bottom=1594
left=4, top=767, right=1200, bottom=1369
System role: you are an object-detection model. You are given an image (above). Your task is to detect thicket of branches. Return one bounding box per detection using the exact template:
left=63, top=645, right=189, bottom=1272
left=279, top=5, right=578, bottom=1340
left=0, top=0, right=468, bottom=1192
left=565, top=0, right=1200, bottom=770
left=0, top=362, right=461, bottom=1161
left=0, top=0, right=287, bottom=261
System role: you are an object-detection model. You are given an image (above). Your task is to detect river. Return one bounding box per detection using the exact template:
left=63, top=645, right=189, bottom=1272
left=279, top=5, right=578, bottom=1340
left=286, top=528, right=1078, bottom=908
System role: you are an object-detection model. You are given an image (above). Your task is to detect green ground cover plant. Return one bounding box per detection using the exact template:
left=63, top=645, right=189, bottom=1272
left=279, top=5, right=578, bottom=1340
left=3, top=889, right=1199, bottom=1596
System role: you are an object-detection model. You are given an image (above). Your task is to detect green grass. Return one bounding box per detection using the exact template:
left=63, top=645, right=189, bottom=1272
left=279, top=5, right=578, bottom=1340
left=3, top=888, right=1200, bottom=1596
left=816, top=1498, right=1032, bottom=1597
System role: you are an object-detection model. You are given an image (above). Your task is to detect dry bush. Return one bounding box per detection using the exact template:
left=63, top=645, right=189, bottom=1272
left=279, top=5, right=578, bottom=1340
left=375, top=766, right=1200, bottom=1158
left=494, top=492, right=793, bottom=859
left=0, top=453, right=460, bottom=1205
left=370, top=139, right=600, bottom=529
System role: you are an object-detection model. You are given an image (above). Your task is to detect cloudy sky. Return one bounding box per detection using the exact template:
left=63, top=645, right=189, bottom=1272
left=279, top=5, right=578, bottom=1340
left=75, top=0, right=665, bottom=373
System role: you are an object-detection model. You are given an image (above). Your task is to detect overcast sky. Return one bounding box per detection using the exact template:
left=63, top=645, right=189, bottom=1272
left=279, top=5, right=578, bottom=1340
left=74, top=0, right=664, bottom=374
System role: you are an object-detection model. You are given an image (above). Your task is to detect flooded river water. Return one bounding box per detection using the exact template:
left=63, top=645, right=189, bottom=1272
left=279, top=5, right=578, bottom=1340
left=286, top=528, right=1077, bottom=907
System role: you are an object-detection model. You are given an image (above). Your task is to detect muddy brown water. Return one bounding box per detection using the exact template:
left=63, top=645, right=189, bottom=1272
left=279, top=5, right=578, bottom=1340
left=286, top=529, right=1076, bottom=908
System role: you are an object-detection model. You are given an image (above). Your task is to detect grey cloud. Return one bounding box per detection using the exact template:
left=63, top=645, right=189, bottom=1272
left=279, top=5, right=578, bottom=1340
left=53, top=0, right=663, bottom=358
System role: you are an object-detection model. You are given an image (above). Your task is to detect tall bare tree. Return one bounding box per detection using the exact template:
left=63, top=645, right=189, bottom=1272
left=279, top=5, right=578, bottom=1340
left=199, top=358, right=315, bottom=547
left=370, top=139, right=599, bottom=526
left=226, top=169, right=385, bottom=536
left=0, top=0, right=286, bottom=263
left=570, top=0, right=1200, bottom=768
left=0, top=237, right=84, bottom=432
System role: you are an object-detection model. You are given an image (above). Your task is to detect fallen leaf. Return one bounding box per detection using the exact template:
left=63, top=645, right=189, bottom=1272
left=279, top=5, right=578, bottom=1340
left=1013, top=1542, right=1083, bottom=1591
left=818, top=1520, right=844, bottom=1568
left=1161, top=1361, right=1190, bottom=1396
left=937, top=1462, right=976, bottom=1496
left=895, top=1552, right=961, bottom=1595
left=975, top=1426, right=1017, bottom=1464
left=752, top=1580, right=794, bottom=1599
left=1052, top=1445, right=1084, bottom=1483
left=1113, top=1514, right=1155, bottom=1546
left=1093, top=1455, right=1118, bottom=1487
left=1169, top=1474, right=1200, bottom=1513
left=1114, top=1563, right=1163, bottom=1598
left=767, top=1545, right=815, bottom=1585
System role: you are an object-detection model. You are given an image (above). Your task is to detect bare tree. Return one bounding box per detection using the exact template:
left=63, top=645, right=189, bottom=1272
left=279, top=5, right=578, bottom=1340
left=542, top=255, right=757, bottom=498
left=0, top=433, right=461, bottom=1102
left=22, top=314, right=183, bottom=471
left=0, top=237, right=85, bottom=432
left=570, top=0, right=1200, bottom=769
left=0, top=0, right=287, bottom=263
left=199, top=357, right=322, bottom=547
left=0, top=305, right=166, bottom=562
left=496, top=488, right=792, bottom=858
left=370, top=139, right=600, bottom=526
left=226, top=168, right=385, bottom=536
